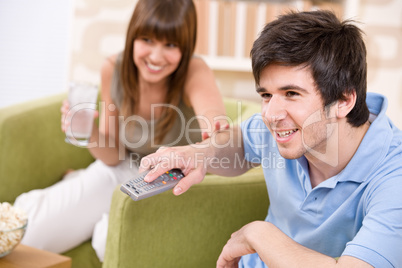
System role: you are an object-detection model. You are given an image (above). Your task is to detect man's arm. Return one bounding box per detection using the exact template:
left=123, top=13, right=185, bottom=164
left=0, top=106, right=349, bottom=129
left=217, top=221, right=373, bottom=268
left=140, top=125, right=254, bottom=195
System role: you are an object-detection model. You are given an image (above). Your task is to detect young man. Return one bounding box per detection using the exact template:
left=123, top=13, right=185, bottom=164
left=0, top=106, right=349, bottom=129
left=141, top=10, right=402, bottom=267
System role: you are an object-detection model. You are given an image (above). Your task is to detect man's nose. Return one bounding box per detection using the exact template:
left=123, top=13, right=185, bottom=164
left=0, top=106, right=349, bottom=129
left=264, top=96, right=287, bottom=124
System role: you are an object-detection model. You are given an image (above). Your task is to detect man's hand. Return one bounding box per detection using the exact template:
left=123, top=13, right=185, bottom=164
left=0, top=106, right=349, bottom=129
left=139, top=144, right=209, bottom=196
left=139, top=125, right=246, bottom=196
left=216, top=221, right=265, bottom=268
left=217, top=220, right=375, bottom=268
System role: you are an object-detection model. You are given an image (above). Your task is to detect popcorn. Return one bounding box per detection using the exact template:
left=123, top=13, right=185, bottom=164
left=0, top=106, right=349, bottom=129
left=0, top=202, right=28, bottom=256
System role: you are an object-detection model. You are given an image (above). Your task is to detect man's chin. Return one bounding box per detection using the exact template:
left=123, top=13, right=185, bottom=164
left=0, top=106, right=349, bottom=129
left=277, top=148, right=304, bottom=160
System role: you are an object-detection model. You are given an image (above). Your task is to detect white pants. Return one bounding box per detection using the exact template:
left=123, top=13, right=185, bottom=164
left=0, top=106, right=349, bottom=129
left=14, top=158, right=138, bottom=262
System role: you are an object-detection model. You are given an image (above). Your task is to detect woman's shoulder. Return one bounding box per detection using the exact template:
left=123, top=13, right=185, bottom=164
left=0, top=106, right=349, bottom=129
left=185, top=56, right=214, bottom=85
left=185, top=55, right=215, bottom=87
left=188, top=55, right=209, bottom=70
left=100, top=53, right=123, bottom=104
left=183, top=55, right=220, bottom=107
left=101, top=53, right=124, bottom=87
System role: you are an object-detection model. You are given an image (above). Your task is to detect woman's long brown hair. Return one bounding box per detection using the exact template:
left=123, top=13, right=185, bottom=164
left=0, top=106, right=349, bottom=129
left=120, top=0, right=197, bottom=144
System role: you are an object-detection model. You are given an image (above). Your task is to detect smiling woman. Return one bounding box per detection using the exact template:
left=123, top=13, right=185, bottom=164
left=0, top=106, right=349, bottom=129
left=120, top=0, right=199, bottom=144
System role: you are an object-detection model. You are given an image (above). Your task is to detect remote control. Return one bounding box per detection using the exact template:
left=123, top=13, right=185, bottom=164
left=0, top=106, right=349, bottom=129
left=120, top=169, right=184, bottom=201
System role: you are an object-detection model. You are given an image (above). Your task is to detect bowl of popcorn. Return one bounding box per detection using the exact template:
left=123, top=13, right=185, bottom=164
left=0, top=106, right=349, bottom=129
left=0, top=202, right=28, bottom=258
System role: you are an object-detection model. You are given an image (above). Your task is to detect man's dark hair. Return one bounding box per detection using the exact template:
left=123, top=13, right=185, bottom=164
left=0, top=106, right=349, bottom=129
left=251, top=10, right=369, bottom=127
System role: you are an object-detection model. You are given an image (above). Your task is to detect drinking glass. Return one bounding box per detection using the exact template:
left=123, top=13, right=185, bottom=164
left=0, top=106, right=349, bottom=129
left=64, top=81, right=98, bottom=147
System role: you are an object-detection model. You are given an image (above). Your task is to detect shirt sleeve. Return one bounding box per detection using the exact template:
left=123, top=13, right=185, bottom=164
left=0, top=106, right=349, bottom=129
left=343, top=174, right=402, bottom=268
left=241, top=113, right=272, bottom=164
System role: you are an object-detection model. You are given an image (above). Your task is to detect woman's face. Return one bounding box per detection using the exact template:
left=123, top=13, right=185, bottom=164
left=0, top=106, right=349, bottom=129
left=133, top=37, right=182, bottom=86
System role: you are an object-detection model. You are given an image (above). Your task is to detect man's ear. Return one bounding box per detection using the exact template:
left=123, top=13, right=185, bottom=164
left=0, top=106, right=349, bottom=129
left=336, top=90, right=357, bottom=119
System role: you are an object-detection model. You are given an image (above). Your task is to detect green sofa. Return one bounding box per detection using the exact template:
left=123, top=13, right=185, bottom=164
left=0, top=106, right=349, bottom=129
left=0, top=93, right=269, bottom=268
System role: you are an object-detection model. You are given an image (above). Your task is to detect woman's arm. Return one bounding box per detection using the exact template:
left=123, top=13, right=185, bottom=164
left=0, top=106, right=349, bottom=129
left=87, top=55, right=123, bottom=166
left=184, top=57, right=227, bottom=138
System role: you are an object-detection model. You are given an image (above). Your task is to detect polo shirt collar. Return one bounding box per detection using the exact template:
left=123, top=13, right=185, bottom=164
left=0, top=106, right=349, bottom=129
left=296, top=93, right=393, bottom=187
left=338, top=93, right=392, bottom=183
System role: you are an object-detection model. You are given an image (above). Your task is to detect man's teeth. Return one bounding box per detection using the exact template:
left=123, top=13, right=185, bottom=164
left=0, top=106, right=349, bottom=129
left=277, top=130, right=296, bottom=138
left=147, top=63, right=162, bottom=71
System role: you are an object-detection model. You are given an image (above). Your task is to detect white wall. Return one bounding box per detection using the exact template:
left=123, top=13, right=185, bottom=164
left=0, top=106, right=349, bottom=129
left=0, top=0, right=73, bottom=108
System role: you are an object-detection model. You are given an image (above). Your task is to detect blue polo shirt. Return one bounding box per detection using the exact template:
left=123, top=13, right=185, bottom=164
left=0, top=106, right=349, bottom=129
left=239, top=92, right=402, bottom=267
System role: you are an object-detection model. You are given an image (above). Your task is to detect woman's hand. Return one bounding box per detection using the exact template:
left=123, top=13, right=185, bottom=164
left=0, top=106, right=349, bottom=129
left=60, top=99, right=70, bottom=133
left=60, top=99, right=99, bottom=133
left=202, top=121, right=230, bottom=140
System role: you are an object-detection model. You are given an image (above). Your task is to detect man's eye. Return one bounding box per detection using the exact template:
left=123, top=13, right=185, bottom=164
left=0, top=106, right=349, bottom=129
left=260, top=93, right=272, bottom=99
left=286, top=91, right=299, bottom=97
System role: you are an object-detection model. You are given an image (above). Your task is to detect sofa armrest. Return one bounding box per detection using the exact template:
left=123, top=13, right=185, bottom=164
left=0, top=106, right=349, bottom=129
left=104, top=168, right=268, bottom=268
left=0, top=93, right=95, bottom=202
